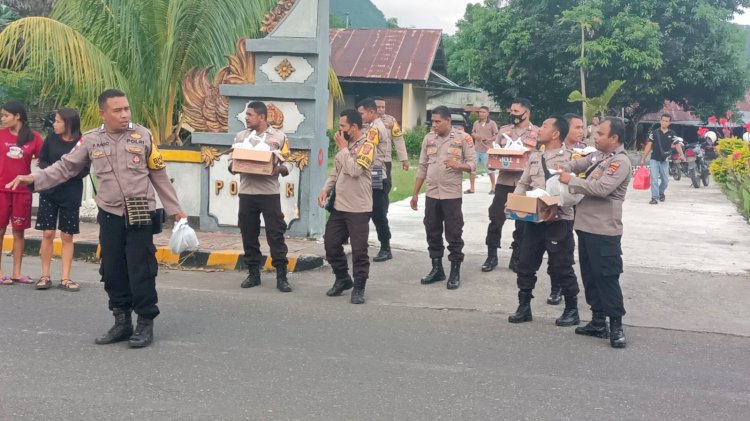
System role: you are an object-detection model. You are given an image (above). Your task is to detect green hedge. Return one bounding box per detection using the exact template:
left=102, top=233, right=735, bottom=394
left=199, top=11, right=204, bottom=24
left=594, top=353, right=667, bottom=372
left=326, top=126, right=430, bottom=159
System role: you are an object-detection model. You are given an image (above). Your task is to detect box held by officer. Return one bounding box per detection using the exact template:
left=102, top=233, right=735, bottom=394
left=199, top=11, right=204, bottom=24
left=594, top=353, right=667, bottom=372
left=487, top=148, right=529, bottom=171
left=231, top=149, right=283, bottom=175
left=506, top=193, right=559, bottom=223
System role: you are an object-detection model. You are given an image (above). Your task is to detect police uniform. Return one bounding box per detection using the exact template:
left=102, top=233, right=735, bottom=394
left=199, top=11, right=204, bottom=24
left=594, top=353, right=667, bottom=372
left=507, top=147, right=580, bottom=326
left=417, top=129, right=476, bottom=289
left=485, top=124, right=539, bottom=271
left=564, top=144, right=631, bottom=347
left=321, top=133, right=375, bottom=304
left=366, top=117, right=401, bottom=256
left=230, top=126, right=293, bottom=292
left=31, top=123, right=183, bottom=346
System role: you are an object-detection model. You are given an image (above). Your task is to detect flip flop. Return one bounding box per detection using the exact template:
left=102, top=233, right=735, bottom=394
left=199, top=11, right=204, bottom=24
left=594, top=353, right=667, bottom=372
left=1, top=276, right=12, bottom=285
left=12, top=275, right=33, bottom=284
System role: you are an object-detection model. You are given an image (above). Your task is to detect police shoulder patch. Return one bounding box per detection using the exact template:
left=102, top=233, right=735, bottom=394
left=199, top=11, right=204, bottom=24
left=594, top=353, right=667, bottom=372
left=366, top=127, right=380, bottom=145
left=391, top=120, right=403, bottom=138
left=356, top=139, right=375, bottom=169
left=605, top=161, right=620, bottom=176
left=147, top=141, right=166, bottom=170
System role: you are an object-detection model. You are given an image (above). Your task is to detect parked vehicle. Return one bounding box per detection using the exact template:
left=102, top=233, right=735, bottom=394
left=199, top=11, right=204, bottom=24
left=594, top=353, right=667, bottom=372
left=684, top=141, right=709, bottom=188
left=668, top=137, right=687, bottom=181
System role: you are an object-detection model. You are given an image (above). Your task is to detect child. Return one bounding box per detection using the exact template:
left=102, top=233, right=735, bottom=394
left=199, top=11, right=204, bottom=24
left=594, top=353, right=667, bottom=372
left=0, top=101, right=44, bottom=284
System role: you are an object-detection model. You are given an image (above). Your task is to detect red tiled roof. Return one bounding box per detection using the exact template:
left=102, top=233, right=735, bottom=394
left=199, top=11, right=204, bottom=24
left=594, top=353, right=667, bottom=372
left=329, top=28, right=443, bottom=82
left=642, top=101, right=700, bottom=122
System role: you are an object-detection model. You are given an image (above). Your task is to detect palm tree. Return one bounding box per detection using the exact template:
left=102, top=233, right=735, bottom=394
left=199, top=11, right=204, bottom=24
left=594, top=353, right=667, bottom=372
left=0, top=0, right=342, bottom=143
left=0, top=4, right=20, bottom=28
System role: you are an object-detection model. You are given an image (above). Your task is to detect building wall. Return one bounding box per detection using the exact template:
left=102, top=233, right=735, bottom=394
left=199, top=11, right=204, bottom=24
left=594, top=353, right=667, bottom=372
left=402, top=83, right=427, bottom=129
left=426, top=90, right=501, bottom=112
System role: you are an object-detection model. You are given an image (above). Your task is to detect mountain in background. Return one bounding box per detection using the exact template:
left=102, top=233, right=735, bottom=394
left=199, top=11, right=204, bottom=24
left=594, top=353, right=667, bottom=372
left=330, top=0, right=387, bottom=28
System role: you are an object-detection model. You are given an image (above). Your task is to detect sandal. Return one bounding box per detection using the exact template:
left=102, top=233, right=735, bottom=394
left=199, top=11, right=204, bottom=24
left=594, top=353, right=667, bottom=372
left=59, top=279, right=80, bottom=292
left=35, top=276, right=52, bottom=290
left=464, top=189, right=475, bottom=194
left=12, top=275, right=33, bottom=284
left=1, top=275, right=12, bottom=285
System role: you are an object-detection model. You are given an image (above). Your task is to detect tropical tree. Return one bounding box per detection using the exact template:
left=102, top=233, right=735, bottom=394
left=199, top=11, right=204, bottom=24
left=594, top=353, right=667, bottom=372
left=0, top=0, right=343, bottom=143
left=0, top=4, right=20, bottom=29
left=568, top=80, right=625, bottom=121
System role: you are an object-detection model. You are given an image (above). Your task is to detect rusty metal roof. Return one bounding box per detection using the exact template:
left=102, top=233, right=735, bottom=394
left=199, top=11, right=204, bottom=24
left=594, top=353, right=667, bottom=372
left=329, top=29, right=443, bottom=82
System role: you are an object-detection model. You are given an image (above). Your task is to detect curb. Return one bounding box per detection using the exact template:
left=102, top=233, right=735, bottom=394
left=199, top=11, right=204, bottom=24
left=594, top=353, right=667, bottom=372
left=3, top=237, right=324, bottom=273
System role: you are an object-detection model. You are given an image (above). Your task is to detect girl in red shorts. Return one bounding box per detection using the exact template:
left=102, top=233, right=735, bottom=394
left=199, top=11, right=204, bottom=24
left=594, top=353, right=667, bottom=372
left=0, top=101, right=44, bottom=285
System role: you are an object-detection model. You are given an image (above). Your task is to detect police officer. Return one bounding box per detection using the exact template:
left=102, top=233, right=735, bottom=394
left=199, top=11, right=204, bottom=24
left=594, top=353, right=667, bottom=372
left=7, top=89, right=186, bottom=348
left=318, top=109, right=375, bottom=304
left=507, top=116, right=580, bottom=326
left=372, top=96, right=409, bottom=262
left=564, top=113, right=588, bottom=150
left=483, top=98, right=539, bottom=273
left=411, top=106, right=476, bottom=290
left=559, top=117, right=631, bottom=348
left=357, top=98, right=391, bottom=262
left=230, top=101, right=293, bottom=292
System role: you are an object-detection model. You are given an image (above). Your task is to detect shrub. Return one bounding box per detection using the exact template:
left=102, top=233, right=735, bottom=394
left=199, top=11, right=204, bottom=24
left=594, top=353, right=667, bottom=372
left=710, top=137, right=750, bottom=221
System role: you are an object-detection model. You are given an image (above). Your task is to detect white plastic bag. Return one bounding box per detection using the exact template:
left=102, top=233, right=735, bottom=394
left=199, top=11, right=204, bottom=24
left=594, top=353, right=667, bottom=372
left=546, top=174, right=584, bottom=207
left=169, top=219, right=199, bottom=254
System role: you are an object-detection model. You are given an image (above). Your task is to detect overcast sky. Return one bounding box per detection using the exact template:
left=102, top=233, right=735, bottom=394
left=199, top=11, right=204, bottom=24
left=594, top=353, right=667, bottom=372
left=371, top=1, right=750, bottom=35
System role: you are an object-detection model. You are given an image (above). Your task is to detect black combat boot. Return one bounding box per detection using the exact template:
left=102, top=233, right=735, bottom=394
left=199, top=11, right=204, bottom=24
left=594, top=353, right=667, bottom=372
left=420, top=258, right=446, bottom=284
left=128, top=315, right=154, bottom=348
left=241, top=265, right=261, bottom=288
left=575, top=312, right=609, bottom=338
left=609, top=317, right=627, bottom=348
left=95, top=308, right=133, bottom=345
left=373, top=241, right=393, bottom=262
left=326, top=271, right=353, bottom=296
left=508, top=290, right=533, bottom=323
left=446, top=262, right=461, bottom=290
left=508, top=243, right=521, bottom=273
left=555, top=296, right=580, bottom=326
left=547, top=287, right=562, bottom=305
left=481, top=247, right=498, bottom=272
left=275, top=265, right=292, bottom=292
left=350, top=279, right=366, bottom=304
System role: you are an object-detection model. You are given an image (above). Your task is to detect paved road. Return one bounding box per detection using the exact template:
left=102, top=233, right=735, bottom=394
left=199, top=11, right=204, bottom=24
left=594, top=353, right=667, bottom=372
left=1, top=258, right=749, bottom=420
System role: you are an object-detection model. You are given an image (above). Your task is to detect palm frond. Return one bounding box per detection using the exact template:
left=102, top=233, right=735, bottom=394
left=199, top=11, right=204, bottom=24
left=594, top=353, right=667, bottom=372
left=329, top=68, right=344, bottom=104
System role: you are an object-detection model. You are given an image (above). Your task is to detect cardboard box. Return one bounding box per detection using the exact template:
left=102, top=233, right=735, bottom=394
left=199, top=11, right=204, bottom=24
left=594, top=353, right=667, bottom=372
left=231, top=149, right=276, bottom=175
left=505, top=193, right=560, bottom=223
left=487, top=149, right=529, bottom=172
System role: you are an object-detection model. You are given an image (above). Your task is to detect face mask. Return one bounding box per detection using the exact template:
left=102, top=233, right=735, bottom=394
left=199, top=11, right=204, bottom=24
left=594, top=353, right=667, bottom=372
left=510, top=112, right=526, bottom=125
left=343, top=131, right=351, bottom=141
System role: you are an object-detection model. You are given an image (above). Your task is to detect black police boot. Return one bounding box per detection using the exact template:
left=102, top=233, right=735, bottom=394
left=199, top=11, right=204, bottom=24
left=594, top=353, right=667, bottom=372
left=446, top=262, right=461, bottom=290
left=481, top=247, right=498, bottom=272
left=350, top=279, right=366, bottom=304
left=326, top=271, right=353, bottom=297
left=275, top=265, right=292, bottom=293
left=508, top=243, right=521, bottom=273
left=420, top=258, right=446, bottom=284
left=241, top=265, right=261, bottom=288
left=373, top=241, right=393, bottom=262
left=547, top=287, right=562, bottom=305
left=508, top=291, right=533, bottom=323
left=128, top=315, right=154, bottom=348
left=575, top=312, right=610, bottom=338
left=555, top=296, right=581, bottom=326
left=95, top=308, right=133, bottom=345
left=609, top=316, right=627, bottom=348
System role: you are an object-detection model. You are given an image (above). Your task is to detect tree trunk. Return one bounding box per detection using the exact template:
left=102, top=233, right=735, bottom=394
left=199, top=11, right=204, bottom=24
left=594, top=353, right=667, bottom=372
left=580, top=26, right=587, bottom=127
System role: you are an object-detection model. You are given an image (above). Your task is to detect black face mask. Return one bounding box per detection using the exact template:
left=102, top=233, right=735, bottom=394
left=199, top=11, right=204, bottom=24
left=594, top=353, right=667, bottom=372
left=510, top=112, right=527, bottom=126
left=343, top=131, right=351, bottom=141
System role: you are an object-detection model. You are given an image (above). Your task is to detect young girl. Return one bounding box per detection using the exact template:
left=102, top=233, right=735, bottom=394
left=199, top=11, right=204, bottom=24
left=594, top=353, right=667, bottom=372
left=0, top=101, right=44, bottom=285
left=35, top=108, right=88, bottom=291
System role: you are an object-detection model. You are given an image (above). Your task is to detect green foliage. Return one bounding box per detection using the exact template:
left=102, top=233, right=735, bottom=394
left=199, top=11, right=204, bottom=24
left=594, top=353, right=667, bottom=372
left=711, top=137, right=750, bottom=220
left=386, top=17, right=399, bottom=29
left=445, top=0, right=750, bottom=129
left=330, top=14, right=346, bottom=29
left=0, top=4, right=20, bottom=28
left=404, top=126, right=430, bottom=158
left=568, top=80, right=625, bottom=121
left=330, top=0, right=386, bottom=29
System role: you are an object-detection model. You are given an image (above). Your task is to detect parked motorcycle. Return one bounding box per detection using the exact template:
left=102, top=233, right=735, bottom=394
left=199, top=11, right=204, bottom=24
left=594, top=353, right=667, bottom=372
left=684, top=141, right=709, bottom=188
left=668, top=137, right=687, bottom=181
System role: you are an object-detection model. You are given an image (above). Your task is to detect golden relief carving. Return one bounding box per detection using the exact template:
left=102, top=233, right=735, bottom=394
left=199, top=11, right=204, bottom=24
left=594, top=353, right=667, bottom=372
left=274, top=58, right=296, bottom=80
left=261, top=0, right=297, bottom=34
left=287, top=150, right=309, bottom=169
left=182, top=38, right=255, bottom=133
left=267, top=103, right=284, bottom=129
left=201, top=146, right=222, bottom=168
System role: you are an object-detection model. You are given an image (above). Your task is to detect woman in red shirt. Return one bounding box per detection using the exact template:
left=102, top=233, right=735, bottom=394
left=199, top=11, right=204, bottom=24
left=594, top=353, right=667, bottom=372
left=0, top=101, right=44, bottom=285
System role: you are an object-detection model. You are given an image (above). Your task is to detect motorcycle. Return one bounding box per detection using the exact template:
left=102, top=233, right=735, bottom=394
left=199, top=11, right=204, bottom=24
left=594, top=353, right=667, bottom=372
left=684, top=141, right=709, bottom=188
left=668, top=137, right=688, bottom=181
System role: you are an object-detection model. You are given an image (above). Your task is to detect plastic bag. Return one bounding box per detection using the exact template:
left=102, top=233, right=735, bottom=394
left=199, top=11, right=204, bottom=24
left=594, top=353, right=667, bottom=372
left=632, top=166, right=650, bottom=190
left=169, top=219, right=200, bottom=254
left=546, top=174, right=584, bottom=207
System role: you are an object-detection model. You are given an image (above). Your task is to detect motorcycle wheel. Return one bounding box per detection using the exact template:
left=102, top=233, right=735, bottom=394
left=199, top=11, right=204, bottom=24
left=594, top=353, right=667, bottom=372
left=701, top=167, right=710, bottom=186
left=690, top=169, right=700, bottom=188
left=673, top=167, right=681, bottom=181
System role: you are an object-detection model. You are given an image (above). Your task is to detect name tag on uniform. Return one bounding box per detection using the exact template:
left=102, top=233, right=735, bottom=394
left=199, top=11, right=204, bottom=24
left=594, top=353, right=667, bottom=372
left=92, top=149, right=105, bottom=158
left=427, top=146, right=437, bottom=155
